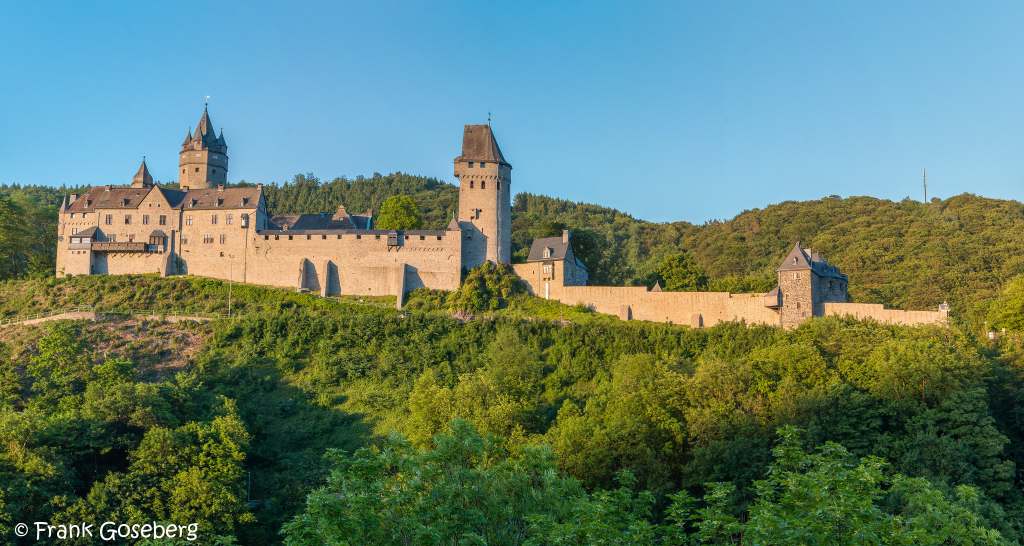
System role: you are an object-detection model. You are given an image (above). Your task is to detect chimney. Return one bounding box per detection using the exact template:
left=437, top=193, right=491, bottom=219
left=69, top=193, right=79, bottom=203
left=217, top=184, right=225, bottom=192
left=562, top=229, right=570, bottom=244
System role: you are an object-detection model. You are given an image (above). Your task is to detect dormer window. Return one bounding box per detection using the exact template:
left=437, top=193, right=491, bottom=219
left=217, top=198, right=224, bottom=207
left=543, top=247, right=553, bottom=258
left=121, top=198, right=130, bottom=206
left=190, top=199, right=198, bottom=207
left=241, top=197, right=249, bottom=206
left=85, top=200, right=92, bottom=207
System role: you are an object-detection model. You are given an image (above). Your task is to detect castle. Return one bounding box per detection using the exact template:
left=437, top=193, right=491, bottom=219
left=56, top=106, right=948, bottom=328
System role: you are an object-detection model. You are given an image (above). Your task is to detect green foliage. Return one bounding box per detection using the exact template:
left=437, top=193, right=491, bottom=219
left=646, top=252, right=709, bottom=291
left=374, top=194, right=423, bottom=230
left=443, top=262, right=525, bottom=313
left=4, top=276, right=1024, bottom=543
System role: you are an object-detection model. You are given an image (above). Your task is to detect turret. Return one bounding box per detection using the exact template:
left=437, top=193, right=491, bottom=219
left=131, top=158, right=154, bottom=188
left=455, top=124, right=511, bottom=266
left=178, top=105, right=228, bottom=189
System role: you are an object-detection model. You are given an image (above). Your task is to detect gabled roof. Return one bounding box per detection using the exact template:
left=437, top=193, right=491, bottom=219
left=456, top=124, right=510, bottom=166
left=65, top=186, right=153, bottom=212
left=777, top=241, right=847, bottom=280
left=527, top=236, right=569, bottom=261
left=269, top=210, right=373, bottom=231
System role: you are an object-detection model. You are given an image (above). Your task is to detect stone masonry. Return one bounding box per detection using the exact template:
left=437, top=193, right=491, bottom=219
left=56, top=104, right=946, bottom=328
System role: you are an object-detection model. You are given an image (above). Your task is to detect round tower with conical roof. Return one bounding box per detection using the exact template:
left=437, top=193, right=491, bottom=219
left=178, top=105, right=228, bottom=189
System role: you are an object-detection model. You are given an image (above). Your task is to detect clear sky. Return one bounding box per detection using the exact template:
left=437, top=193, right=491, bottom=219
left=2, top=1, right=1022, bottom=223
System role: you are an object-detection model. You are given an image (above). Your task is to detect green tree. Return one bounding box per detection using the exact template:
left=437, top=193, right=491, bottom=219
left=651, top=252, right=709, bottom=291
left=374, top=194, right=423, bottom=230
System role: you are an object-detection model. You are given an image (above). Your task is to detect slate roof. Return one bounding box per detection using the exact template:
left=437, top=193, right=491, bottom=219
left=456, top=124, right=510, bottom=166
left=182, top=106, right=227, bottom=153
left=777, top=241, right=847, bottom=280
left=268, top=211, right=372, bottom=231
left=527, top=236, right=571, bottom=262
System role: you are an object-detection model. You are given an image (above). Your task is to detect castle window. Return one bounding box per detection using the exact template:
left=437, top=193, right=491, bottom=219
left=356, top=234, right=362, bottom=239
left=203, top=234, right=213, bottom=244
left=105, top=214, right=113, bottom=225
left=436, top=235, right=442, bottom=240
left=322, top=235, right=327, bottom=240
left=211, top=214, right=218, bottom=225
left=337, top=235, right=341, bottom=239
left=470, top=181, right=475, bottom=189
left=419, top=235, right=425, bottom=240
left=497, top=181, right=500, bottom=190
left=182, top=169, right=185, bottom=174
left=288, top=235, right=293, bottom=240
left=195, top=167, right=200, bottom=173
left=481, top=181, right=486, bottom=189
left=375, top=235, right=381, bottom=240
left=124, top=215, right=131, bottom=225
left=142, top=214, right=150, bottom=225
left=306, top=235, right=311, bottom=240
left=219, top=234, right=227, bottom=244
left=186, top=216, right=193, bottom=226
left=216, top=198, right=224, bottom=207
left=109, top=235, right=116, bottom=242
left=226, top=214, right=233, bottom=225
left=543, top=263, right=554, bottom=279
left=274, top=235, right=279, bottom=240
left=543, top=247, right=553, bottom=258
left=480, top=162, right=486, bottom=167
left=468, top=161, right=474, bottom=167
left=128, top=234, right=134, bottom=242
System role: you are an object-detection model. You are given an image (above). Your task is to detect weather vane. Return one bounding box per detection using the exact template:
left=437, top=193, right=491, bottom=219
left=204, top=95, right=211, bottom=107
left=487, top=111, right=492, bottom=125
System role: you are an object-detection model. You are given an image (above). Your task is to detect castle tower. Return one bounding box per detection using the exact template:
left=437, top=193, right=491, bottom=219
left=455, top=124, right=511, bottom=266
left=777, top=241, right=849, bottom=328
left=178, top=105, right=228, bottom=189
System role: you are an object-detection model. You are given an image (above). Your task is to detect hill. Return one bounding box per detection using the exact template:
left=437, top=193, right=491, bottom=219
left=1, top=275, right=1023, bottom=543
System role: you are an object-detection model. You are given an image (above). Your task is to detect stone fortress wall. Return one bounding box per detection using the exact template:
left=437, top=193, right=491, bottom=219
left=55, top=104, right=949, bottom=328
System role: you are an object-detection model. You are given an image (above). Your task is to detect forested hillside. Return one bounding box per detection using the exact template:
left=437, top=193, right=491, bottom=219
left=7, top=173, right=1024, bottom=328
left=2, top=274, right=1024, bottom=543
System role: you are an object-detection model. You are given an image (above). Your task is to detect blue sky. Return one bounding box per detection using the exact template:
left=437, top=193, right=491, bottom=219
left=2, top=1, right=1022, bottom=223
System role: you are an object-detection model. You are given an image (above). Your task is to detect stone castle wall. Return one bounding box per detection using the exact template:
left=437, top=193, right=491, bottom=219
left=513, top=269, right=781, bottom=326
left=824, top=302, right=948, bottom=326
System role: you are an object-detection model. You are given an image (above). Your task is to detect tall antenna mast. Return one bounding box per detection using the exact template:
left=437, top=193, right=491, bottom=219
left=922, top=168, right=928, bottom=202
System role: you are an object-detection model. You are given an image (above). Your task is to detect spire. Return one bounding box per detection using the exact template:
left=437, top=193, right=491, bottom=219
left=131, top=158, right=154, bottom=187
left=457, top=124, right=510, bottom=166
left=181, top=127, right=193, bottom=147
left=59, top=193, right=67, bottom=213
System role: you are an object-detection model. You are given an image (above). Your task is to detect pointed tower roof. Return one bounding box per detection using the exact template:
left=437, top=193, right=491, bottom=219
left=650, top=280, right=663, bottom=292
left=131, top=159, right=154, bottom=187
left=59, top=194, right=68, bottom=213
left=457, top=124, right=510, bottom=166
left=181, top=128, right=193, bottom=147
left=777, top=241, right=812, bottom=271
left=447, top=215, right=462, bottom=231
left=195, top=106, right=214, bottom=137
